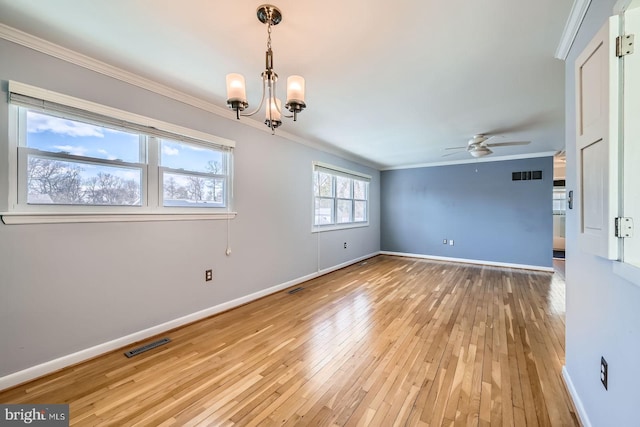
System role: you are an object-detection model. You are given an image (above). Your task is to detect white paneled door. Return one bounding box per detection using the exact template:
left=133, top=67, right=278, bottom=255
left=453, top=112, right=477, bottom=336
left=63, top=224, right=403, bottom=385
left=574, top=14, right=620, bottom=260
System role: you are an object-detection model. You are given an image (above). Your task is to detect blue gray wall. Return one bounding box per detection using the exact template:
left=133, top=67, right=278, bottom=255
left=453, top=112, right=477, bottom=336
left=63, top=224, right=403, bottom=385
left=564, top=1, right=640, bottom=426
left=0, top=38, right=380, bottom=380
left=381, top=157, right=553, bottom=268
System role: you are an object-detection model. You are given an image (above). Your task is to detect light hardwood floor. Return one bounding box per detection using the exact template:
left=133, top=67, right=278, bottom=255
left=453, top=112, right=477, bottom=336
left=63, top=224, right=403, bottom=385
left=0, top=255, right=578, bottom=426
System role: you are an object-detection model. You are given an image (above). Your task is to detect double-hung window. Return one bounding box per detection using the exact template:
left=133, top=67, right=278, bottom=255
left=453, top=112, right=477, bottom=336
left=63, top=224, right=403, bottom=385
left=313, top=162, right=370, bottom=230
left=159, top=139, right=228, bottom=208
left=4, top=81, right=235, bottom=223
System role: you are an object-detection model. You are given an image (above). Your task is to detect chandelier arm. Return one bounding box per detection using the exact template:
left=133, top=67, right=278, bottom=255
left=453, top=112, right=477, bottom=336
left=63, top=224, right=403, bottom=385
left=240, top=76, right=268, bottom=117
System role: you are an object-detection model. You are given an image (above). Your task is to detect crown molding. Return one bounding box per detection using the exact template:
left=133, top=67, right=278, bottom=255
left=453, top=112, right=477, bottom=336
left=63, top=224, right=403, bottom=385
left=382, top=151, right=558, bottom=171
left=0, top=24, right=231, bottom=117
left=0, top=23, right=381, bottom=170
left=555, top=0, right=592, bottom=60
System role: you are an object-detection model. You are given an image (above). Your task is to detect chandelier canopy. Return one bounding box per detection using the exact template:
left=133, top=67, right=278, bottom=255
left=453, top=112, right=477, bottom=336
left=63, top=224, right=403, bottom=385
left=226, top=4, right=306, bottom=133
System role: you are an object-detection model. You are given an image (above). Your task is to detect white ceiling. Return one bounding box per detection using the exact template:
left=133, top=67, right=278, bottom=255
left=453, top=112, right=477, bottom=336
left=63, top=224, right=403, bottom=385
left=0, top=0, right=574, bottom=169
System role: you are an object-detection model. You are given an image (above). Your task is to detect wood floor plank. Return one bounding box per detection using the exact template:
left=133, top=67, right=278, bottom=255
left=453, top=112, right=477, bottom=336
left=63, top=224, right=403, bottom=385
left=0, top=255, right=578, bottom=426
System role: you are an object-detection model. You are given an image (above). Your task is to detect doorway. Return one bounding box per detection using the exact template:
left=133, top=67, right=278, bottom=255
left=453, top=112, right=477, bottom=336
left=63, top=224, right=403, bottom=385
left=553, top=152, right=566, bottom=264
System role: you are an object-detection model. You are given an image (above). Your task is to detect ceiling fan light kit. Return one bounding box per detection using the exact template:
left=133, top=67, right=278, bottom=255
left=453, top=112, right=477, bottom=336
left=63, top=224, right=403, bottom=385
left=225, top=4, right=306, bottom=134
left=469, top=146, right=492, bottom=157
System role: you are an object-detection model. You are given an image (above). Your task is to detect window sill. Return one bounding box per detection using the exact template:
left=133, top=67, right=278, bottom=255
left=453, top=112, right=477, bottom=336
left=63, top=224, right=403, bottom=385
left=312, top=222, right=369, bottom=233
left=0, top=212, right=237, bottom=225
left=612, top=261, right=640, bottom=289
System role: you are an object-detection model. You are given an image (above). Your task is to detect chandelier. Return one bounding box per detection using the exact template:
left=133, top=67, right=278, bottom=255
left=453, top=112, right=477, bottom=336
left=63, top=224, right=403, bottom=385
left=225, top=4, right=306, bottom=133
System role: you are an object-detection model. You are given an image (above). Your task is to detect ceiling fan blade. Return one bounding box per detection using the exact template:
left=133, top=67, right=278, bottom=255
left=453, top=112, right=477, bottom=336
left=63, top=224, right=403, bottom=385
left=444, top=146, right=467, bottom=150
left=485, top=141, right=530, bottom=148
left=442, top=151, right=465, bottom=157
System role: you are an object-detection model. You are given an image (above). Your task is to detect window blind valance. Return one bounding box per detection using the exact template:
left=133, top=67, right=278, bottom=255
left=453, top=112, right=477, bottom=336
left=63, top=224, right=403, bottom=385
left=9, top=81, right=235, bottom=151
left=313, top=161, right=371, bottom=181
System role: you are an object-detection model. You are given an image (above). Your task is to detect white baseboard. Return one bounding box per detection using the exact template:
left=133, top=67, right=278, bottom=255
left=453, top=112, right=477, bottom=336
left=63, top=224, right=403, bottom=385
left=0, top=252, right=379, bottom=391
left=380, top=251, right=555, bottom=272
left=318, top=252, right=380, bottom=275
left=562, top=366, right=592, bottom=427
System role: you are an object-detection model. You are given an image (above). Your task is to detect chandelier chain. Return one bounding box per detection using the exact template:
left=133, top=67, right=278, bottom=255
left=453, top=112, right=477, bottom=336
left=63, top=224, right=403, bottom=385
left=266, top=10, right=272, bottom=51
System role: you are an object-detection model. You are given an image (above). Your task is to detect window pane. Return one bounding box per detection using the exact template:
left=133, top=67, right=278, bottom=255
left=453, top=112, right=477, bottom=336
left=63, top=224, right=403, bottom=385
left=315, top=198, right=334, bottom=225
left=337, top=199, right=353, bottom=223
left=315, top=172, right=334, bottom=197
left=25, top=110, right=141, bottom=163
left=354, top=180, right=368, bottom=200
left=336, top=176, right=352, bottom=198
left=27, top=155, right=141, bottom=205
left=553, top=188, right=566, bottom=214
left=163, top=172, right=225, bottom=207
left=161, top=140, right=225, bottom=174
left=354, top=200, right=367, bottom=222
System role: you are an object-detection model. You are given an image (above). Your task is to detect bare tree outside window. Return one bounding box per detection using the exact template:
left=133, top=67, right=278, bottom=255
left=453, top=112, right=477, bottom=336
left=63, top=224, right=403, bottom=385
left=186, top=176, right=206, bottom=201
left=27, top=157, right=140, bottom=206
left=206, top=160, right=223, bottom=174
left=27, top=157, right=84, bottom=204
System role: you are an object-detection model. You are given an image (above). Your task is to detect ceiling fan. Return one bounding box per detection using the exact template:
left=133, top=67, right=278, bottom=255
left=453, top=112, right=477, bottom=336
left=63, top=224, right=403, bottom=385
left=443, top=134, right=530, bottom=158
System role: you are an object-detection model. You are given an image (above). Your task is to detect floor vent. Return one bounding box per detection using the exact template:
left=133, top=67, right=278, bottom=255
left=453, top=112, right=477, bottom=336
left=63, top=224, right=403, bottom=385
left=288, top=287, right=304, bottom=294
left=124, top=337, right=171, bottom=358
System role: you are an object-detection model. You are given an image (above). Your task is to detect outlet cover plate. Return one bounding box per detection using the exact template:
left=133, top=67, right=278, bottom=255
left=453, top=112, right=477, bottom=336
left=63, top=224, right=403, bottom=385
left=601, top=357, right=608, bottom=390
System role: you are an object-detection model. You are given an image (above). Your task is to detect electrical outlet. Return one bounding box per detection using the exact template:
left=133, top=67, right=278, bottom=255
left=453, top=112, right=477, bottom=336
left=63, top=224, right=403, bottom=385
left=343, top=242, right=347, bottom=249
left=205, top=269, right=213, bottom=281
left=443, top=239, right=448, bottom=244
left=601, top=357, right=608, bottom=390
left=449, top=240, right=454, bottom=246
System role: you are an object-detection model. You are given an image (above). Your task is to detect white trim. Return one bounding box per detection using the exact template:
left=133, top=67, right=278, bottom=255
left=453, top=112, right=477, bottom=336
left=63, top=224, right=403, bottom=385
left=9, top=81, right=235, bottom=148
left=318, top=252, right=379, bottom=275
left=0, top=251, right=379, bottom=391
left=382, top=151, right=558, bottom=171
left=556, top=0, right=593, bottom=60
left=613, top=0, right=634, bottom=14
left=312, top=222, right=369, bottom=233
left=0, top=24, right=382, bottom=170
left=0, top=212, right=237, bottom=225
left=562, top=366, right=593, bottom=427
left=380, top=251, right=555, bottom=272
left=612, top=261, right=640, bottom=288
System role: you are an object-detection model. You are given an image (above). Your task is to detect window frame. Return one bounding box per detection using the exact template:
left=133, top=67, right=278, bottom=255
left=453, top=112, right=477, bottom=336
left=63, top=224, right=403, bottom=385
left=312, top=161, right=370, bottom=232
left=2, top=81, right=236, bottom=224
left=19, top=147, right=148, bottom=208
left=158, top=138, right=230, bottom=210
left=614, top=2, right=640, bottom=285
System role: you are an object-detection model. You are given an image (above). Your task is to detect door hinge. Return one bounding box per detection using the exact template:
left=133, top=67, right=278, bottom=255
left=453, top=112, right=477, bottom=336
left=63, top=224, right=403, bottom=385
left=615, top=217, right=634, bottom=238
left=616, top=34, right=635, bottom=57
